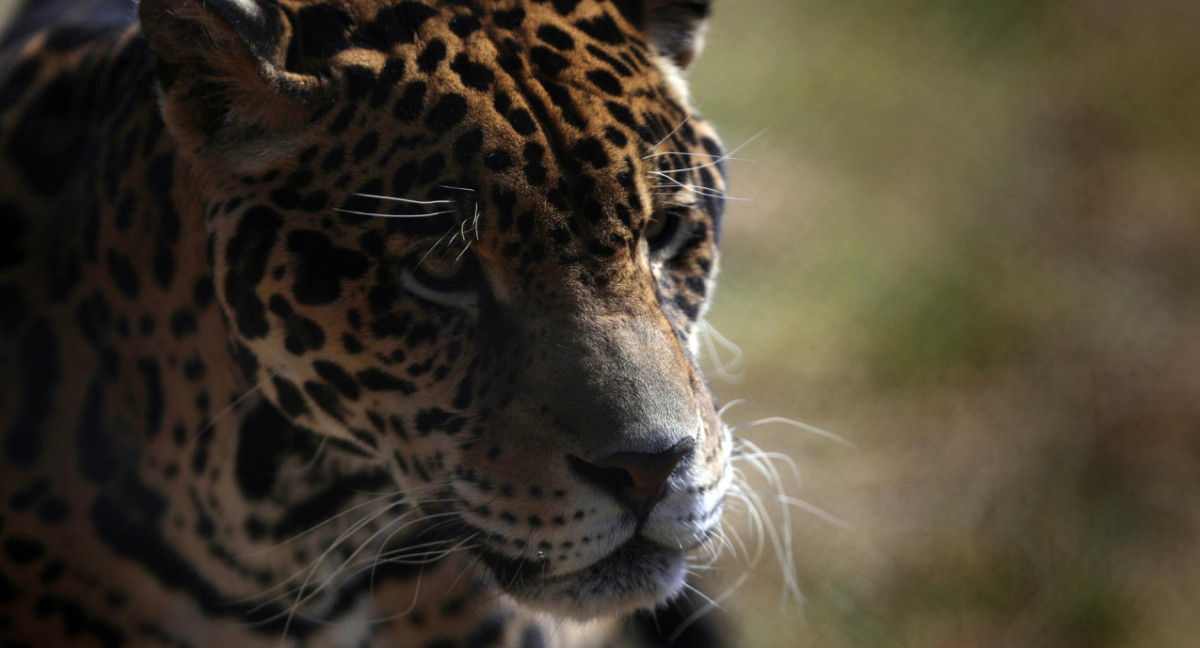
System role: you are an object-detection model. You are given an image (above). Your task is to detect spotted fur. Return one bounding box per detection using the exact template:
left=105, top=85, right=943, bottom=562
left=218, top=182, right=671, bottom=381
left=0, top=0, right=731, bottom=645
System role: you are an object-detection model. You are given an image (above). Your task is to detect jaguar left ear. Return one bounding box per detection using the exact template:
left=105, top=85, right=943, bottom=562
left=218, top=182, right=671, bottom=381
left=629, top=0, right=714, bottom=71
left=139, top=0, right=324, bottom=154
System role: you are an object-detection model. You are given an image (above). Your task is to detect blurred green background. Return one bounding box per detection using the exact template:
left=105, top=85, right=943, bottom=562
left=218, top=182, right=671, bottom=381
left=691, top=1, right=1200, bottom=646
left=4, top=0, right=1199, bottom=646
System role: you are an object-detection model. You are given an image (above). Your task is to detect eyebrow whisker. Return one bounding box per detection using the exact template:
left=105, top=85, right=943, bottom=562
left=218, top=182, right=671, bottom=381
left=353, top=193, right=457, bottom=206
left=334, top=208, right=459, bottom=219
left=648, top=127, right=771, bottom=174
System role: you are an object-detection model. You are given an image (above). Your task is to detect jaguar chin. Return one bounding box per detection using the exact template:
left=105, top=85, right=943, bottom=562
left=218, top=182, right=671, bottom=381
left=481, top=537, right=686, bottom=619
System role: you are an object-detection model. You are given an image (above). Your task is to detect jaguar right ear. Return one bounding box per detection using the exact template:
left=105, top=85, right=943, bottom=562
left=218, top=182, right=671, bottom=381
left=619, top=0, right=714, bottom=71
left=139, top=0, right=324, bottom=156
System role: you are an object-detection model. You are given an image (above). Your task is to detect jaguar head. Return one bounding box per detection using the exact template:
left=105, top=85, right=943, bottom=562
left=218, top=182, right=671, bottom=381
left=142, top=0, right=729, bottom=617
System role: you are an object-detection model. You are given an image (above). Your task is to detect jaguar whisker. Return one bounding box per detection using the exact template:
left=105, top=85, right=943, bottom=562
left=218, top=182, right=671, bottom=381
left=699, top=320, right=745, bottom=381
left=238, top=499, right=406, bottom=606
left=277, top=508, right=445, bottom=637
left=352, top=193, right=457, bottom=206
left=729, top=438, right=805, bottom=607
left=667, top=571, right=751, bottom=645
left=333, top=207, right=458, bottom=219
left=653, top=126, right=770, bottom=174
left=645, top=52, right=732, bottom=154
left=730, top=417, right=857, bottom=449
left=238, top=491, right=401, bottom=559
left=649, top=174, right=765, bottom=203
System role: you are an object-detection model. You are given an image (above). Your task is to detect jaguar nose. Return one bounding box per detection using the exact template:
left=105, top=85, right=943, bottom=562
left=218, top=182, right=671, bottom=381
left=568, top=438, right=694, bottom=523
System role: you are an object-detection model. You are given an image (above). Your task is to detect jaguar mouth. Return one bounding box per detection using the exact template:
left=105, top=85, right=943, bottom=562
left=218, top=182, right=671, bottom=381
left=478, top=536, right=688, bottom=619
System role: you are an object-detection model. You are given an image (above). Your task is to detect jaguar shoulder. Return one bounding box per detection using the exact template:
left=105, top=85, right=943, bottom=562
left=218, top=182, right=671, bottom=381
left=0, top=0, right=732, bottom=645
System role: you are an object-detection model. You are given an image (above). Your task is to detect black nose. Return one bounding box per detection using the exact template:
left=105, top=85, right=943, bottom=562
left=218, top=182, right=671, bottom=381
left=568, top=439, right=694, bottom=522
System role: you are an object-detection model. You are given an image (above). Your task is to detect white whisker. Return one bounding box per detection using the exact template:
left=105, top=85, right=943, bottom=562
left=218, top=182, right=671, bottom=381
left=653, top=126, right=770, bottom=174
left=667, top=572, right=749, bottom=644
left=418, top=225, right=460, bottom=267
left=353, top=193, right=456, bottom=205
left=718, top=398, right=747, bottom=417
left=239, top=492, right=400, bottom=560
left=188, top=363, right=283, bottom=455
left=642, top=151, right=755, bottom=163
left=730, top=417, right=856, bottom=449
left=277, top=505, right=426, bottom=637
left=647, top=52, right=734, bottom=154
left=333, top=208, right=457, bottom=219
left=454, top=240, right=474, bottom=263
left=648, top=171, right=764, bottom=203
left=729, top=437, right=804, bottom=608
left=699, top=320, right=744, bottom=381
left=757, top=492, right=853, bottom=529
left=243, top=501, right=402, bottom=614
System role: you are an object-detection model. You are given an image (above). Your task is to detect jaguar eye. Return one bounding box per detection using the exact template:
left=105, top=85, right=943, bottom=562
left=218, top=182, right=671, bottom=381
left=418, top=252, right=466, bottom=283
left=409, top=248, right=480, bottom=293
left=403, top=248, right=481, bottom=308
left=644, top=207, right=684, bottom=252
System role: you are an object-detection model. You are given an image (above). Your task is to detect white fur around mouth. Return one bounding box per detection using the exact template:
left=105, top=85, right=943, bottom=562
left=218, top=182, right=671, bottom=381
left=481, top=536, right=689, bottom=618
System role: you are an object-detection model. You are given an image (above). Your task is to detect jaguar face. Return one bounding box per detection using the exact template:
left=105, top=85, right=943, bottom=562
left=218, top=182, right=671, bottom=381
left=144, top=0, right=730, bottom=617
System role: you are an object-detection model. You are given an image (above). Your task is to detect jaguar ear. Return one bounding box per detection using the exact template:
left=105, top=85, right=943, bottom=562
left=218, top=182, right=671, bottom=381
left=622, top=0, right=713, bottom=71
left=139, top=0, right=323, bottom=154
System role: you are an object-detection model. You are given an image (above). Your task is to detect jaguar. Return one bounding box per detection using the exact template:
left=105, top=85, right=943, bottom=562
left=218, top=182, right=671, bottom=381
left=0, top=0, right=734, bottom=645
